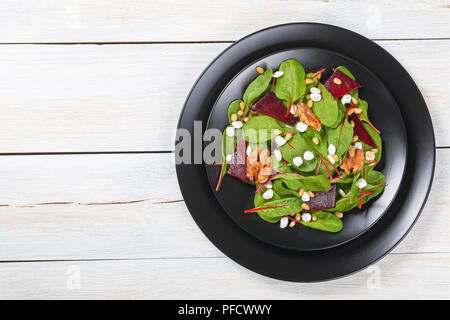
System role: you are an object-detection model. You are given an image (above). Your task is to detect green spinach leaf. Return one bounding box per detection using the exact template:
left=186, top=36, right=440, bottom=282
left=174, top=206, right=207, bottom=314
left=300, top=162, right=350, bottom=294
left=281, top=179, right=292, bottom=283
left=243, top=69, right=273, bottom=107
left=312, top=83, right=339, bottom=127
left=301, top=211, right=343, bottom=233
left=274, top=59, right=306, bottom=104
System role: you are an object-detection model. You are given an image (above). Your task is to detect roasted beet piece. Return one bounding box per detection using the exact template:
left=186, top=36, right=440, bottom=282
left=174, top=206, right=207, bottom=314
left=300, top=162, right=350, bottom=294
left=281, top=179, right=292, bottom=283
left=324, top=70, right=361, bottom=98
left=253, top=92, right=297, bottom=125
left=302, top=184, right=337, bottom=212
left=348, top=114, right=377, bottom=148
left=227, top=134, right=252, bottom=183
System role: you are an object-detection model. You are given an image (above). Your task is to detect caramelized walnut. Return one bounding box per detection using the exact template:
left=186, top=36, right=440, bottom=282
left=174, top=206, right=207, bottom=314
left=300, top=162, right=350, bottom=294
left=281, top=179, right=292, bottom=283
left=246, top=148, right=272, bottom=184
left=295, top=102, right=322, bottom=131
left=340, top=149, right=364, bottom=175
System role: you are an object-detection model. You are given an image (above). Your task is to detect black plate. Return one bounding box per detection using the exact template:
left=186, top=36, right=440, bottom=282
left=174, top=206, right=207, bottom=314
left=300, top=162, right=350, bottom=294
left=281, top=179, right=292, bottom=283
left=205, top=48, right=407, bottom=251
left=176, top=23, right=435, bottom=281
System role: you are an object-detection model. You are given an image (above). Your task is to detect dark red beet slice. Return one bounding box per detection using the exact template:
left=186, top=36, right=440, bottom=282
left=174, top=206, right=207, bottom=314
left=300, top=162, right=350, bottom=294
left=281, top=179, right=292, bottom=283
left=253, top=92, right=297, bottom=125
left=227, top=134, right=252, bottom=183
left=302, top=184, right=337, bottom=212
left=324, top=69, right=361, bottom=98
left=348, top=114, right=377, bottom=148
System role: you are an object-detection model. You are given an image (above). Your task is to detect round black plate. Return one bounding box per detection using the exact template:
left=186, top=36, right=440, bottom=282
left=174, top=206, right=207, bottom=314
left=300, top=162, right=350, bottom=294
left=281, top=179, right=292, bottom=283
left=176, top=23, right=435, bottom=282
left=205, top=48, right=407, bottom=251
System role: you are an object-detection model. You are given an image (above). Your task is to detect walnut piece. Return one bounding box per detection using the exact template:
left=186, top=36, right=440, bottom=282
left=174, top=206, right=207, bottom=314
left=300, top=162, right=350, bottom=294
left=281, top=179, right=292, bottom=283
left=295, top=102, right=322, bottom=131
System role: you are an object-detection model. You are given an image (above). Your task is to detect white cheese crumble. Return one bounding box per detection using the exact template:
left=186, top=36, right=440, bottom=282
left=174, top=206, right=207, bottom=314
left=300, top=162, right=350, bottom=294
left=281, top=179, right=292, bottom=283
left=246, top=146, right=252, bottom=156
left=355, top=142, right=363, bottom=150
left=290, top=104, right=297, bottom=115
left=274, top=135, right=286, bottom=147
left=302, top=213, right=312, bottom=222
left=273, top=149, right=282, bottom=162
left=293, top=156, right=303, bottom=167
left=328, top=154, right=336, bottom=164
left=226, top=126, right=235, bottom=137
left=310, top=93, right=322, bottom=102
left=262, top=189, right=274, bottom=200
left=273, top=71, right=284, bottom=78
left=356, top=178, right=368, bottom=189
left=280, top=217, right=289, bottom=228
left=328, top=144, right=336, bottom=155
left=310, top=87, right=320, bottom=94
left=341, top=94, right=352, bottom=105
left=296, top=121, right=308, bottom=133
left=232, top=121, right=243, bottom=129
left=302, top=192, right=310, bottom=202
left=303, top=151, right=315, bottom=161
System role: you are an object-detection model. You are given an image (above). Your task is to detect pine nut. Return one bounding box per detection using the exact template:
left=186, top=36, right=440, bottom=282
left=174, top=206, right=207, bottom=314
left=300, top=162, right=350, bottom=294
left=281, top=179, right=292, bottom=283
left=293, top=113, right=299, bottom=118
left=349, top=120, right=355, bottom=128
left=312, top=215, right=318, bottom=222
left=332, top=154, right=339, bottom=162
left=239, top=101, right=245, bottom=110
left=368, top=161, right=377, bottom=167
left=231, top=113, right=238, bottom=122
left=285, top=133, right=293, bottom=142
left=312, top=137, right=319, bottom=145
left=273, top=129, right=282, bottom=135
left=289, top=220, right=296, bottom=228
left=348, top=108, right=355, bottom=116
left=302, top=203, right=310, bottom=211
left=333, top=77, right=342, bottom=85
left=305, top=78, right=314, bottom=84
left=316, top=73, right=322, bottom=79
left=299, top=188, right=305, bottom=197
left=306, top=99, right=313, bottom=108
left=243, top=117, right=249, bottom=123
left=335, top=212, right=344, bottom=218
left=372, top=148, right=378, bottom=154
left=354, top=107, right=363, bottom=114
left=307, top=191, right=315, bottom=198
left=351, top=97, right=358, bottom=105
left=352, top=135, right=359, bottom=142
left=256, top=66, right=265, bottom=74
left=295, top=212, right=301, bottom=221
left=237, top=110, right=244, bottom=116
left=349, top=145, right=355, bottom=157
left=306, top=94, right=310, bottom=100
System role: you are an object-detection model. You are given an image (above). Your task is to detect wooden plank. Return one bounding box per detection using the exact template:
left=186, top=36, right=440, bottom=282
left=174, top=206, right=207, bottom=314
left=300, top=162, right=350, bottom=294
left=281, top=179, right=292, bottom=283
left=0, top=40, right=449, bottom=152
left=0, top=0, right=449, bottom=43
left=0, top=253, right=449, bottom=299
left=0, top=150, right=447, bottom=261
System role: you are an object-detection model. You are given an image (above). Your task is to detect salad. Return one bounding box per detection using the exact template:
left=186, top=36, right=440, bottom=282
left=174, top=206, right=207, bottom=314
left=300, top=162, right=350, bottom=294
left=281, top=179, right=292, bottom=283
left=216, top=58, right=385, bottom=233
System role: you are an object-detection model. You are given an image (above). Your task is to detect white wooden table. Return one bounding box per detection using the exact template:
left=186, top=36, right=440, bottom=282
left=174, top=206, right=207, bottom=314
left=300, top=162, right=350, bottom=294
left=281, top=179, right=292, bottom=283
left=0, top=0, right=449, bottom=299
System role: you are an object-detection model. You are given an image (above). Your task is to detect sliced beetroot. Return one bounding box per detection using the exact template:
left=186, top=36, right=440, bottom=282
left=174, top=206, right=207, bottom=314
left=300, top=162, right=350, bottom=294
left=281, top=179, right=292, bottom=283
left=302, top=184, right=337, bottom=212
left=253, top=92, right=297, bottom=125
left=227, top=134, right=252, bottom=183
left=348, top=114, right=377, bottom=148
left=324, top=69, right=361, bottom=98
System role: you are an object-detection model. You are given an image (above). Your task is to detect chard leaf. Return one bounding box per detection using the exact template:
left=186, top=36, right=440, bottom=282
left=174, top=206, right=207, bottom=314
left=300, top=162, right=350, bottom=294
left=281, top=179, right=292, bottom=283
left=312, top=83, right=339, bottom=127
left=274, top=59, right=306, bottom=104
left=281, top=174, right=330, bottom=192
left=327, top=117, right=354, bottom=159
left=248, top=197, right=303, bottom=218
left=227, top=100, right=242, bottom=124
left=301, top=211, right=343, bottom=233
left=242, top=115, right=282, bottom=143
left=278, top=132, right=318, bottom=172
left=243, top=69, right=273, bottom=107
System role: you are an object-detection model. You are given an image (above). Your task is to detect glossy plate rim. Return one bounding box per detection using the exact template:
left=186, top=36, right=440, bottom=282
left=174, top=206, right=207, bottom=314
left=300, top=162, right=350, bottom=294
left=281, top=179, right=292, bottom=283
left=175, top=23, right=435, bottom=282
